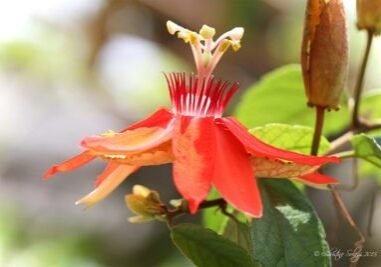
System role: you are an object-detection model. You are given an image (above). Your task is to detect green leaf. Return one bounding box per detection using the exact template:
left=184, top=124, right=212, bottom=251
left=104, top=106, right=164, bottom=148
left=252, top=180, right=331, bottom=267
left=250, top=123, right=331, bottom=154
left=171, top=224, right=260, bottom=267
left=234, top=64, right=348, bottom=135
left=222, top=220, right=253, bottom=254
left=352, top=134, right=381, bottom=169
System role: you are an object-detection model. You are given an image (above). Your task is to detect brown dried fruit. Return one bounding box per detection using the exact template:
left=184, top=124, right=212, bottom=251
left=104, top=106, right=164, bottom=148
left=301, top=0, right=348, bottom=110
left=357, top=0, right=381, bottom=34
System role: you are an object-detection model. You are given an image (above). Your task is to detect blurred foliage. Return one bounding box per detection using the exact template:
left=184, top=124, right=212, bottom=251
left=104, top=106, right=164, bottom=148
left=234, top=65, right=349, bottom=136
left=361, top=89, right=381, bottom=124
left=0, top=206, right=103, bottom=267
left=0, top=26, right=86, bottom=82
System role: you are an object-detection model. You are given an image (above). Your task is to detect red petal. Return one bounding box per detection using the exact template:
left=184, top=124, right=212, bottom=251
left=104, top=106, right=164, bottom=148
left=296, top=172, right=338, bottom=185
left=43, top=151, right=95, bottom=179
left=123, top=108, right=173, bottom=131
left=172, top=116, right=215, bottom=213
left=213, top=123, right=262, bottom=217
left=81, top=119, right=175, bottom=154
left=76, top=164, right=139, bottom=206
left=221, top=117, right=340, bottom=165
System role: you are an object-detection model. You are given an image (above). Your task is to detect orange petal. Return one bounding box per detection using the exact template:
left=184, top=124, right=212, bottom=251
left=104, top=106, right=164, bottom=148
left=253, top=157, right=316, bottom=178
left=100, top=141, right=173, bottom=166
left=43, top=151, right=96, bottom=179
left=76, top=164, right=139, bottom=207
left=81, top=119, right=175, bottom=154
left=172, top=116, right=215, bottom=213
left=213, top=122, right=262, bottom=217
left=221, top=117, right=340, bottom=165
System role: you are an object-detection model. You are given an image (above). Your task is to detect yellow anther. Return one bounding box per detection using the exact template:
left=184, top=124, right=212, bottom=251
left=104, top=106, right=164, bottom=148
left=188, top=32, right=199, bottom=44
left=200, top=24, right=216, bottom=39
left=218, top=39, right=232, bottom=53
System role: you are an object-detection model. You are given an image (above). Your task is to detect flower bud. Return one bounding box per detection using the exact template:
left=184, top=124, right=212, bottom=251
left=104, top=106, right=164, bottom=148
left=357, top=0, right=381, bottom=34
left=125, top=185, right=166, bottom=223
left=301, top=0, right=348, bottom=110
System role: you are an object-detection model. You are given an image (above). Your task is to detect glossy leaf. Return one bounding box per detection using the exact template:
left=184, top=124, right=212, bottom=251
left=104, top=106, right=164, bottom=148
left=250, top=123, right=331, bottom=154
left=171, top=223, right=260, bottom=267
left=234, top=64, right=348, bottom=135
left=251, top=180, right=331, bottom=267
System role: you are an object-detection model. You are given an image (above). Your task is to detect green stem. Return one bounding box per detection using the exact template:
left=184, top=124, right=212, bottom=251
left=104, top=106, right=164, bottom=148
left=310, top=106, right=325, bottom=156
left=352, top=30, right=374, bottom=129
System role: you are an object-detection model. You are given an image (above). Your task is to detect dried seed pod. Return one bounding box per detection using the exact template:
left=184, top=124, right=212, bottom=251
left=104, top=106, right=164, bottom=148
left=357, top=0, right=381, bottom=34
left=301, top=0, right=348, bottom=110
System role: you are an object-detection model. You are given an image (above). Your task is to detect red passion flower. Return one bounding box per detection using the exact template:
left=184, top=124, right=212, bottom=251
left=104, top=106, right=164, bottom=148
left=44, top=21, right=339, bottom=217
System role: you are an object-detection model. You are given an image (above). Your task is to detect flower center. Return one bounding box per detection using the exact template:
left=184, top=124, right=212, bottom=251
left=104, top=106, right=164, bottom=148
left=165, top=72, right=239, bottom=117
left=167, top=21, right=244, bottom=80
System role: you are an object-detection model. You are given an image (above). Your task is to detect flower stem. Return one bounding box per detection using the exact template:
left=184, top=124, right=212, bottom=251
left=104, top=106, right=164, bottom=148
left=310, top=106, right=325, bottom=156
left=351, top=30, right=374, bottom=129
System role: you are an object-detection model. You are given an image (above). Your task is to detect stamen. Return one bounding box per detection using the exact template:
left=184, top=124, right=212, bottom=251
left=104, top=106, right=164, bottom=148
left=166, top=21, right=244, bottom=79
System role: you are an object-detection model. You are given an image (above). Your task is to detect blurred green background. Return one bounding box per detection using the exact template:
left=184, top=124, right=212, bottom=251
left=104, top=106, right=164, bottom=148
left=0, top=0, right=381, bottom=266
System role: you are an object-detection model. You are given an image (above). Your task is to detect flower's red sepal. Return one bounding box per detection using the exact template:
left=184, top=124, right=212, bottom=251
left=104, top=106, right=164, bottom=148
left=172, top=116, right=215, bottom=213
left=43, top=151, right=96, bottom=179
left=297, top=172, right=338, bottom=186
left=213, top=123, right=262, bottom=217
left=221, top=117, right=340, bottom=165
